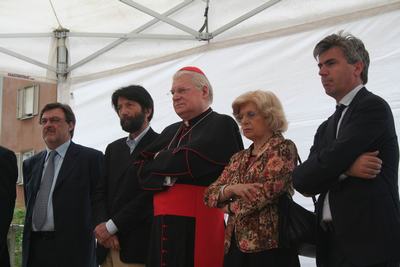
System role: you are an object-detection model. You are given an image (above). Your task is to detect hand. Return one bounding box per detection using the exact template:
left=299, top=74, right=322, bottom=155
left=94, top=222, right=112, bottom=243
left=345, top=151, right=382, bottom=179
left=101, top=235, right=120, bottom=250
left=221, top=204, right=230, bottom=214
left=225, top=183, right=263, bottom=202
left=221, top=201, right=238, bottom=215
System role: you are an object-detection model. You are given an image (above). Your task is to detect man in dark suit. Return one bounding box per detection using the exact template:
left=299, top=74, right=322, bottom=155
left=22, top=102, right=103, bottom=267
left=0, top=146, right=18, bottom=267
left=93, top=85, right=158, bottom=267
left=293, top=32, right=400, bottom=267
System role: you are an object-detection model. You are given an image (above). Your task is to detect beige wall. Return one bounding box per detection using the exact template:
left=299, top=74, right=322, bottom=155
left=1, top=76, right=57, bottom=152
left=1, top=75, right=57, bottom=207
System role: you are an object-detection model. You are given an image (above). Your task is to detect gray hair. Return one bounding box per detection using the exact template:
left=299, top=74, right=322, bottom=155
left=173, top=70, right=213, bottom=104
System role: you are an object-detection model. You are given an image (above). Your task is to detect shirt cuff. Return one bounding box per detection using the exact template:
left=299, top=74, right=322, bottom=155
left=219, top=185, right=228, bottom=200
left=106, top=219, right=118, bottom=235
left=163, top=176, right=177, bottom=186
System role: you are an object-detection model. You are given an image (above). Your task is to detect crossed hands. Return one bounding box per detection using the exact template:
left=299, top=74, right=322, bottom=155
left=94, top=222, right=120, bottom=250
left=224, top=183, right=264, bottom=203
left=221, top=183, right=264, bottom=215
left=346, top=151, right=382, bottom=179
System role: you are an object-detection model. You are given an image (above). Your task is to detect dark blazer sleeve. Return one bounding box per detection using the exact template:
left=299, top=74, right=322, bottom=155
left=88, top=148, right=105, bottom=227
left=92, top=144, right=111, bottom=225
left=293, top=90, right=394, bottom=195
left=0, top=147, right=18, bottom=248
left=111, top=181, right=153, bottom=232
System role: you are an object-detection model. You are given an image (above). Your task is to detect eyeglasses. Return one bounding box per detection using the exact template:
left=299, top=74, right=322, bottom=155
left=236, top=111, right=258, bottom=123
left=39, top=117, right=65, bottom=125
left=170, top=88, right=191, bottom=96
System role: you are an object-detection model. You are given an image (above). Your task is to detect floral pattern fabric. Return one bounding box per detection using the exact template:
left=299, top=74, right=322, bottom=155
left=204, top=133, right=298, bottom=253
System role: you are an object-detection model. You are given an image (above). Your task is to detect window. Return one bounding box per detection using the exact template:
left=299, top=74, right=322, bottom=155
left=17, top=84, right=39, bottom=119
left=16, top=150, right=35, bottom=184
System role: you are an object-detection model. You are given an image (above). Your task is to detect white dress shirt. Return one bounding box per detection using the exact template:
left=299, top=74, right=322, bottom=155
left=322, top=84, right=363, bottom=222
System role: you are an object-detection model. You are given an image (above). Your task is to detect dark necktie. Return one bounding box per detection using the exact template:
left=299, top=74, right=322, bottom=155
left=333, top=104, right=346, bottom=137
left=33, top=150, right=57, bottom=230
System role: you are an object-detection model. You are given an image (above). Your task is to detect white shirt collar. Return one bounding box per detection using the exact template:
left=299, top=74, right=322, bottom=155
left=338, top=84, right=364, bottom=106
left=126, top=125, right=150, bottom=151
left=46, top=139, right=71, bottom=159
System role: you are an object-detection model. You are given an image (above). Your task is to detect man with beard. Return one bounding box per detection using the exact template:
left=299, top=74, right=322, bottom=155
left=93, top=85, right=159, bottom=267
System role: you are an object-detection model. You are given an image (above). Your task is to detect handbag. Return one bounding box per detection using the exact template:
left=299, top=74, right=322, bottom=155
left=278, top=193, right=317, bottom=258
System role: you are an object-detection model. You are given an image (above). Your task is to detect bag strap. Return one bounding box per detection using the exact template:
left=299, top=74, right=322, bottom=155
left=297, top=153, right=317, bottom=207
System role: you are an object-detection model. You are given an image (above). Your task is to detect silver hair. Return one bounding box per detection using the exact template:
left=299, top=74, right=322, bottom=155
left=173, top=70, right=213, bottom=104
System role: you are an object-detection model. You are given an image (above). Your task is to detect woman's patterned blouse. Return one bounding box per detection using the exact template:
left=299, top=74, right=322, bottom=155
left=204, top=133, right=298, bottom=253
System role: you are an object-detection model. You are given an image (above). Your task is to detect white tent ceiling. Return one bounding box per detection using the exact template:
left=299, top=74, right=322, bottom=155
left=1, top=0, right=399, bottom=84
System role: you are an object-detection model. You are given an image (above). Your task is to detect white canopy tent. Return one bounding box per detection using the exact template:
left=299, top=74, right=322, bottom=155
left=1, top=2, right=400, bottom=265
left=0, top=1, right=399, bottom=81
left=1, top=0, right=398, bottom=147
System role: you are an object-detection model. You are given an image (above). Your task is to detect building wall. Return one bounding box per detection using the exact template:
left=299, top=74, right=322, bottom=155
left=0, top=75, right=57, bottom=207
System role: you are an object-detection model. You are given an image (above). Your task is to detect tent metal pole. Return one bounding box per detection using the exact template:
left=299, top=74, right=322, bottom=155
left=119, top=0, right=200, bottom=37
left=55, top=29, right=69, bottom=80
left=125, top=33, right=196, bottom=40
left=0, top=33, right=53, bottom=38
left=124, top=0, right=194, bottom=33
left=0, top=46, right=56, bottom=72
left=212, top=0, right=281, bottom=37
left=69, top=0, right=193, bottom=72
left=68, top=32, right=196, bottom=40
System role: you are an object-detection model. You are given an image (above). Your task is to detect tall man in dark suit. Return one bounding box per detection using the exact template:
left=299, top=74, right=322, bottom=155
left=93, top=85, right=158, bottom=267
left=293, top=32, right=400, bottom=267
left=0, top=146, right=18, bottom=267
left=22, top=102, right=103, bottom=267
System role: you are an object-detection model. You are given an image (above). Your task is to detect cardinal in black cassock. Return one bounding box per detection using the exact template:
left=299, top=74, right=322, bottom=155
left=137, top=66, right=243, bottom=267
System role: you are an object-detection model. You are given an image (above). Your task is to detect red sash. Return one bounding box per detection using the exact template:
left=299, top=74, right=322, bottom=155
left=154, top=184, right=225, bottom=267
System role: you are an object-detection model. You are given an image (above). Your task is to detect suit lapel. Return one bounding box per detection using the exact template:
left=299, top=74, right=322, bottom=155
left=54, top=142, right=80, bottom=189
left=111, top=129, right=157, bottom=208
left=339, top=87, right=368, bottom=129
left=325, top=112, right=337, bottom=141
left=131, top=128, right=156, bottom=158
left=112, top=139, right=132, bottom=181
left=25, top=152, right=46, bottom=211
left=32, top=152, right=46, bottom=189
left=114, top=129, right=157, bottom=180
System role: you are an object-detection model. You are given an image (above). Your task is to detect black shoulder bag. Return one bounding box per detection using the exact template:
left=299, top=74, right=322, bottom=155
left=278, top=156, right=317, bottom=258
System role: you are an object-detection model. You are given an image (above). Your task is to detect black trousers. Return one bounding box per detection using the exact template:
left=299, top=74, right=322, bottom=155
left=223, top=234, right=300, bottom=267
left=28, top=231, right=57, bottom=267
left=0, top=242, right=11, bottom=267
left=324, top=227, right=399, bottom=267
